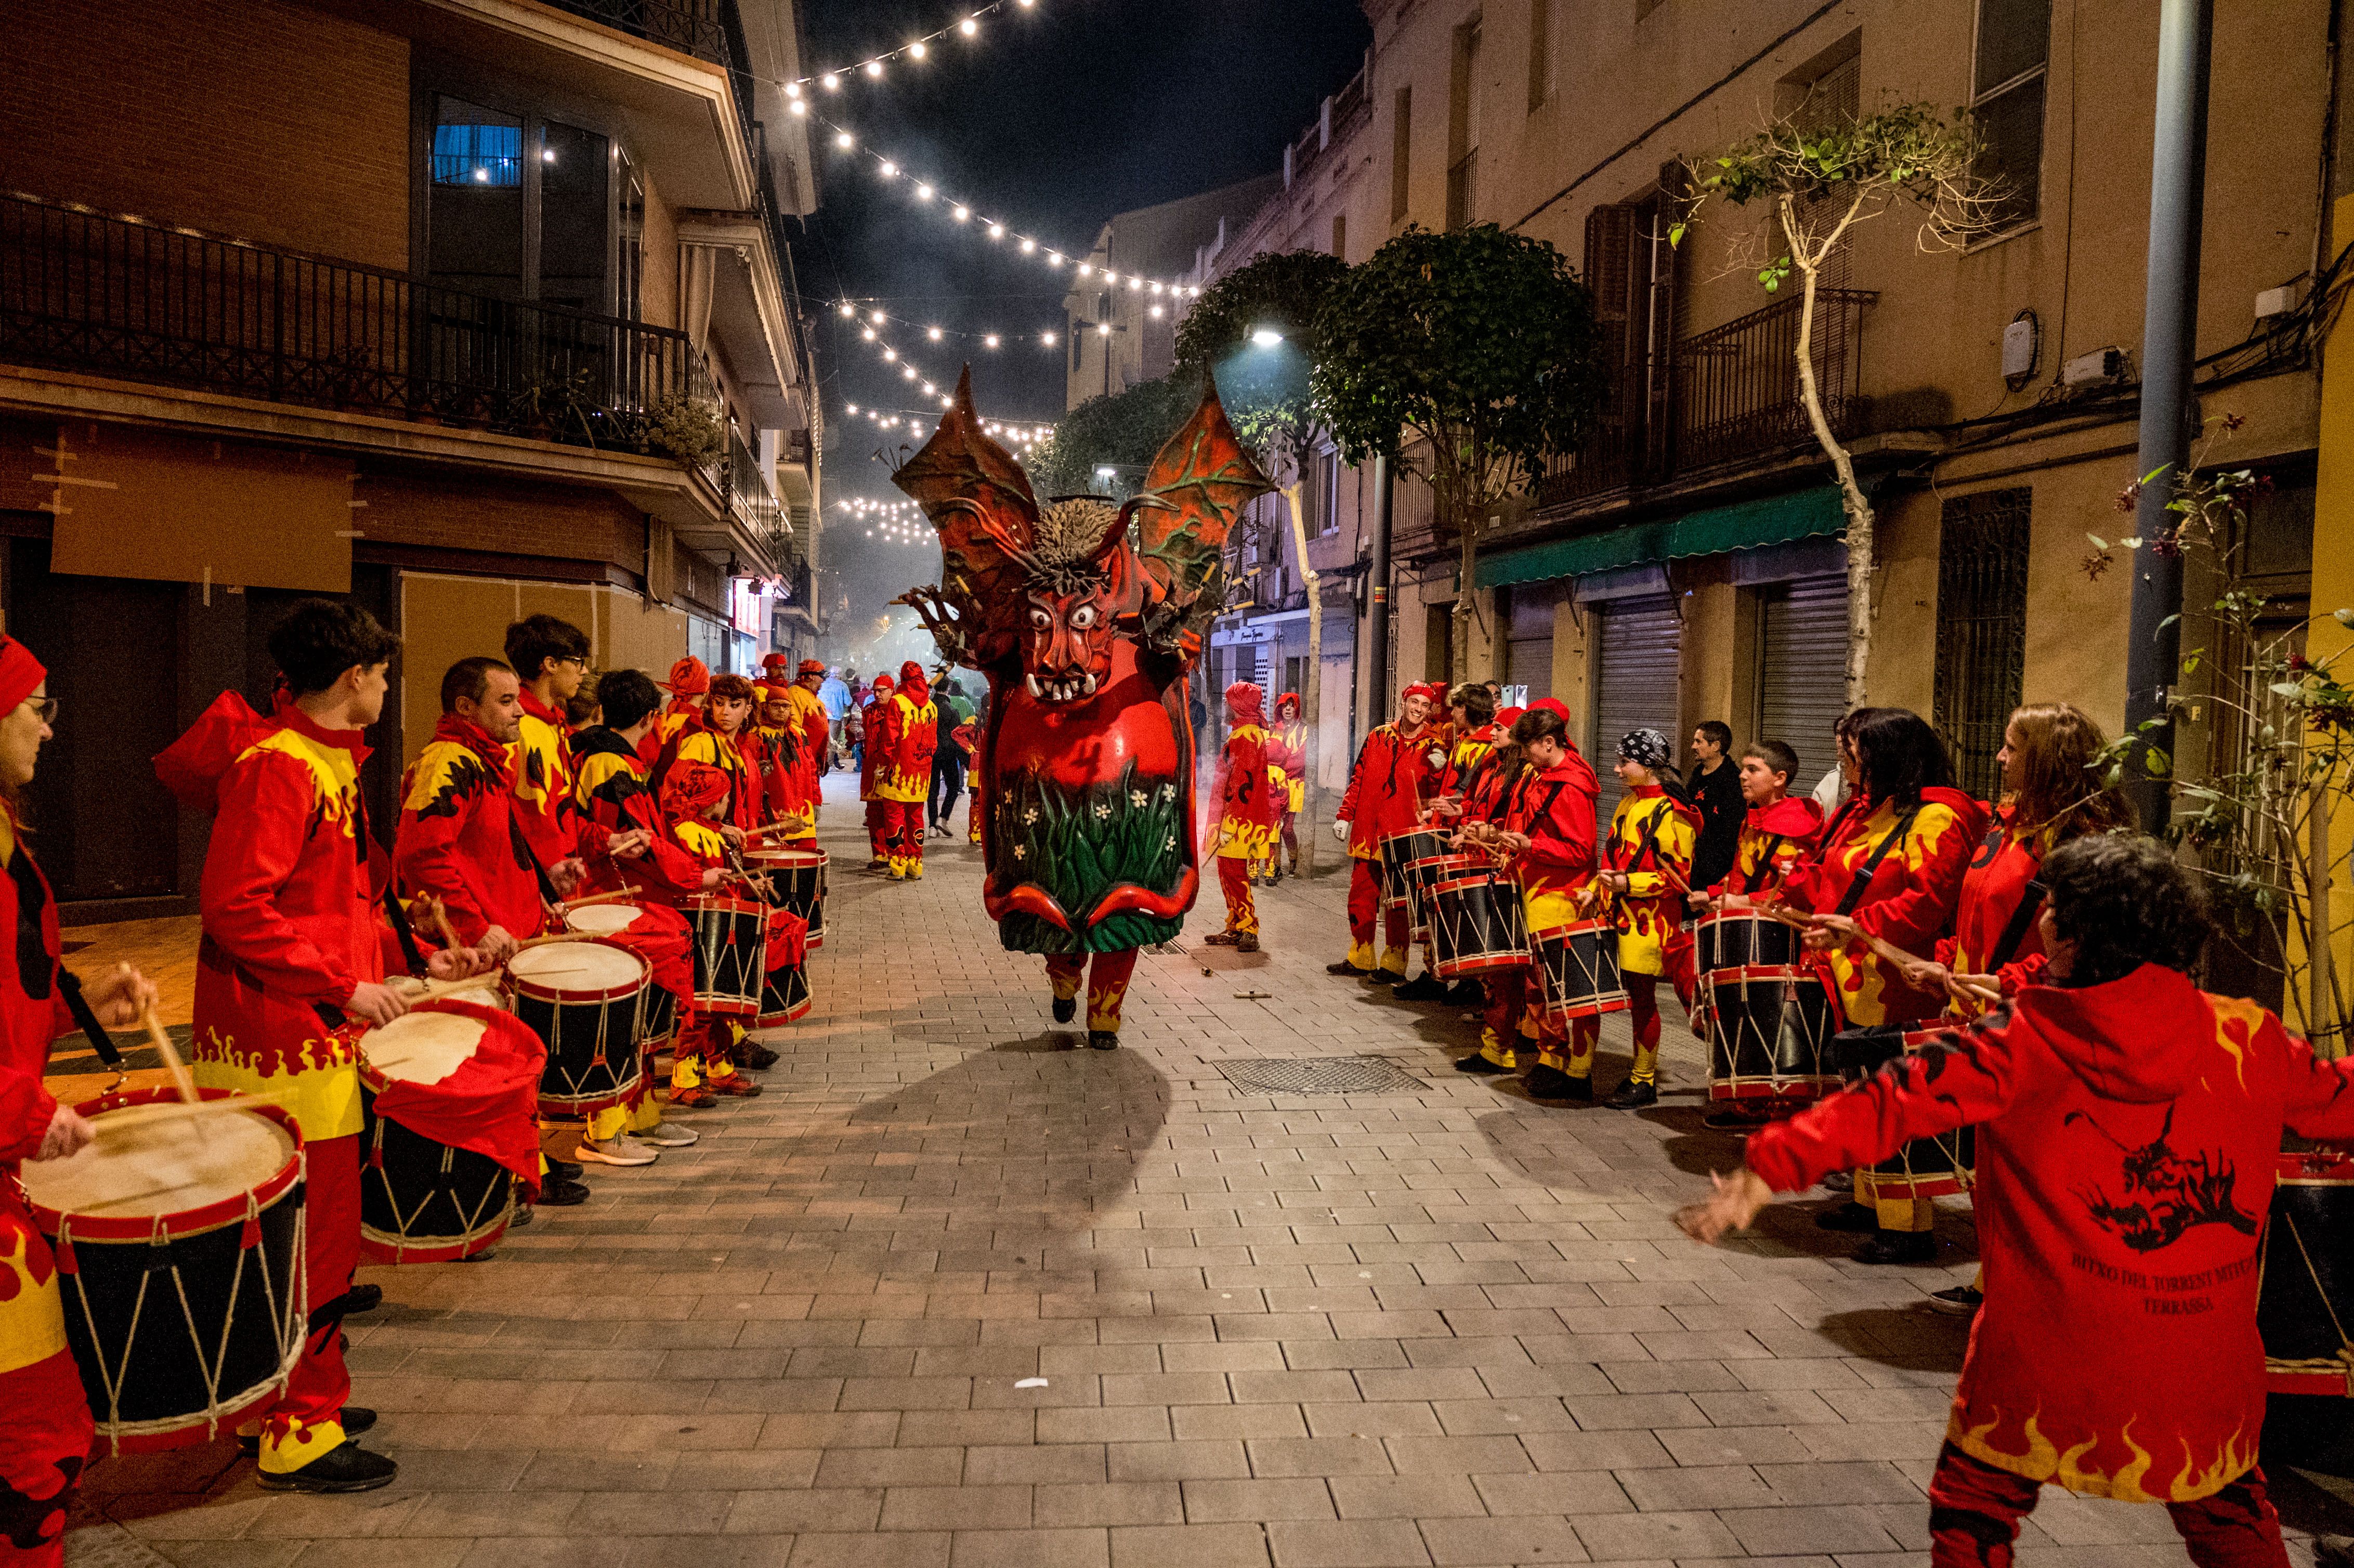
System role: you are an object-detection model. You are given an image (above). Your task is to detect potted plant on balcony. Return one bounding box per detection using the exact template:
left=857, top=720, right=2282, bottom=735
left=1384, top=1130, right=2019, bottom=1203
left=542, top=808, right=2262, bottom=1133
left=1672, top=102, right=2007, bottom=709
left=647, top=393, right=725, bottom=468
left=518, top=369, right=601, bottom=446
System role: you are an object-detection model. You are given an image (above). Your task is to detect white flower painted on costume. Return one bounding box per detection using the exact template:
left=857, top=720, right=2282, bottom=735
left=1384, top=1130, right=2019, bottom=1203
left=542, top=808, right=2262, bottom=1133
left=1013, top=844, right=1027, bottom=860
left=1023, top=807, right=1040, bottom=825
left=1093, top=803, right=1111, bottom=820
left=1130, top=790, right=1148, bottom=807
left=1163, top=833, right=1178, bottom=851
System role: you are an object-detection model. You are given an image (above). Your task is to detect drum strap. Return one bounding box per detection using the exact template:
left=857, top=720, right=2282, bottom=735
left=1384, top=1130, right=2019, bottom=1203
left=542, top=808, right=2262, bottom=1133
left=1833, top=804, right=1922, bottom=918
left=383, top=886, right=428, bottom=977
left=1986, top=876, right=2049, bottom=972
left=54, top=968, right=124, bottom=1069
left=1740, top=835, right=1785, bottom=895
left=506, top=802, right=563, bottom=907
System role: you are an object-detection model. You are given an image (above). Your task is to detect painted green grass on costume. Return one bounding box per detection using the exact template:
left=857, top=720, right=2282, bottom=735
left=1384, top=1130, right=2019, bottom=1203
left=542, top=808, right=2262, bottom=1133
left=991, top=759, right=1186, bottom=955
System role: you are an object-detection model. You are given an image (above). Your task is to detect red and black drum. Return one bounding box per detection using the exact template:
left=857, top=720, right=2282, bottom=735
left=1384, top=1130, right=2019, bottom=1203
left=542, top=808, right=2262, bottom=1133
left=565, top=903, right=677, bottom=1046
left=1528, top=920, right=1629, bottom=1021
left=748, top=846, right=828, bottom=950
left=2260, top=1147, right=2354, bottom=1395
left=683, top=894, right=764, bottom=1016
left=1832, top=1025, right=1974, bottom=1200
left=1429, top=864, right=1530, bottom=978
left=508, top=939, right=648, bottom=1117
left=1697, top=908, right=1838, bottom=1106
left=1380, top=828, right=1450, bottom=913
left=757, top=962, right=813, bottom=1028
left=356, top=1007, right=520, bottom=1264
left=21, top=1089, right=307, bottom=1454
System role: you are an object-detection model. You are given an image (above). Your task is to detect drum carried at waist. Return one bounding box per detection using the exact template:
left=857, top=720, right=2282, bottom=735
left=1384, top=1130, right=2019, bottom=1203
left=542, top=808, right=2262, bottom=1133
left=355, top=1002, right=541, bottom=1264
left=1380, top=829, right=1450, bottom=913
left=20, top=1089, right=307, bottom=1454
left=1695, top=907, right=1803, bottom=973
left=747, top=846, right=828, bottom=949
left=1528, top=920, right=1628, bottom=1021
left=564, top=904, right=680, bottom=1046
left=1428, top=863, right=1530, bottom=978
left=2259, top=1147, right=2354, bottom=1396
left=507, top=939, right=647, bottom=1117
left=1696, top=908, right=1837, bottom=1106
left=1832, top=1025, right=1974, bottom=1200
left=682, top=895, right=765, bottom=1017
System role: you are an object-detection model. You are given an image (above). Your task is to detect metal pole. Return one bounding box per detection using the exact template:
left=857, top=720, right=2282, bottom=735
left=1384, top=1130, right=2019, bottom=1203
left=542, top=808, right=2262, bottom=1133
left=1367, top=454, right=1394, bottom=728
left=2123, top=0, right=2213, bottom=835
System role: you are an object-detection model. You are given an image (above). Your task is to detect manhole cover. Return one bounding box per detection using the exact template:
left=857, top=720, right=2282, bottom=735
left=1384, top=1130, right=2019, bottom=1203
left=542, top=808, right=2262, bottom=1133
left=1216, top=1056, right=1430, bottom=1096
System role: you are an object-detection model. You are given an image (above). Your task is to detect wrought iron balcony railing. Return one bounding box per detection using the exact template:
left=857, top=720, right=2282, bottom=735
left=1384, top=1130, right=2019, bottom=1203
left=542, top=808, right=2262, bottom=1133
left=0, top=191, right=717, bottom=452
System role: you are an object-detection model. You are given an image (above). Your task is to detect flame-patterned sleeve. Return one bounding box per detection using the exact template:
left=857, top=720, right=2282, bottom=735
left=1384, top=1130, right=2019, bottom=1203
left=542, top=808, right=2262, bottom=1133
left=1621, top=798, right=1695, bottom=898
left=201, top=750, right=361, bottom=1005
left=1744, top=1011, right=2026, bottom=1193
left=2273, top=1011, right=2354, bottom=1141
left=1850, top=801, right=1970, bottom=949
left=0, top=1063, right=56, bottom=1162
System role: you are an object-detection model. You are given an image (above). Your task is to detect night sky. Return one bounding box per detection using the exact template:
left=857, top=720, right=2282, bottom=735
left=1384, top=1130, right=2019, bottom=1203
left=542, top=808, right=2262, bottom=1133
left=787, top=0, right=1369, bottom=666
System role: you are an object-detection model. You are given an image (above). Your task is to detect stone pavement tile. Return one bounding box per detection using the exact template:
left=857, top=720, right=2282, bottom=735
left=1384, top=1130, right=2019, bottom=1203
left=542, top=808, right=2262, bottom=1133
left=877, top=1485, right=1036, bottom=1531
left=285, top=1543, right=473, bottom=1568
left=1039, top=1407, right=1175, bottom=1444
left=1108, top=1440, right=1252, bottom=1481
left=1263, top=1518, right=1434, bottom=1567
left=1246, top=1438, right=1398, bottom=1478
left=1416, top=1513, right=1591, bottom=1565
left=948, top=1526, right=1111, bottom=1568
left=1109, top=1521, right=1274, bottom=1568
left=1032, top=1481, right=1186, bottom=1527
left=964, top=1443, right=1107, bottom=1485
left=1657, top=1426, right=1816, bottom=1467
left=1717, top=1506, right=1906, bottom=1557
left=1175, top=1404, right=1313, bottom=1440
left=1755, top=1462, right=1927, bottom=1507
left=1324, top=1474, right=1483, bottom=1519
left=1470, top=1471, right=1633, bottom=1517
left=1380, top=1435, right=1534, bottom=1474
left=1570, top=1509, right=1744, bottom=1561
left=789, top=1530, right=951, bottom=1568
left=1184, top=1478, right=1340, bottom=1523
left=810, top=1447, right=964, bottom=1488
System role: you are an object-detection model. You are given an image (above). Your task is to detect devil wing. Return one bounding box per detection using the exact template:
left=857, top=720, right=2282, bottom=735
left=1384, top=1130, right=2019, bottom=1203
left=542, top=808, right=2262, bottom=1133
left=892, top=368, right=1040, bottom=669
left=1128, top=378, right=1275, bottom=654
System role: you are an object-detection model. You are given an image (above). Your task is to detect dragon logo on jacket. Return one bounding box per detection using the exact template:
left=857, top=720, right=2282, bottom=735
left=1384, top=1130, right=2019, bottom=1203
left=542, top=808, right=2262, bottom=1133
left=892, top=369, right=1271, bottom=962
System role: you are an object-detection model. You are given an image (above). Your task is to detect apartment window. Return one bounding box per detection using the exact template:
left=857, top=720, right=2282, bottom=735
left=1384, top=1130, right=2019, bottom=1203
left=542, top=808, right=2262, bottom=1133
left=432, top=116, right=521, bottom=186
left=424, top=93, right=614, bottom=310
left=1933, top=488, right=2031, bottom=800
left=1527, top=0, right=1553, bottom=112
left=1447, top=20, right=1482, bottom=230
left=1331, top=213, right=1346, bottom=260
left=1971, top=0, right=2050, bottom=230
left=1317, top=447, right=1341, bottom=536
left=538, top=119, right=610, bottom=313
left=1391, top=86, right=1413, bottom=221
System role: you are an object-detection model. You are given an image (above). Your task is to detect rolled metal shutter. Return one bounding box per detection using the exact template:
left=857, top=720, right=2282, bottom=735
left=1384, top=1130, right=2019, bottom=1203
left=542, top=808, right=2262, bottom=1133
left=1592, top=594, right=1681, bottom=836
left=1755, top=575, right=1850, bottom=788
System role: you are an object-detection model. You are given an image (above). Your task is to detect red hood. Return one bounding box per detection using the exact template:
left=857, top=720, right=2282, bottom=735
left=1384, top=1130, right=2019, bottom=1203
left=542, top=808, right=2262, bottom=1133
left=517, top=686, right=568, bottom=732
left=433, top=711, right=511, bottom=769
left=1750, top=794, right=1826, bottom=837
left=1542, top=744, right=1599, bottom=798
left=155, top=691, right=368, bottom=816
left=2013, top=962, right=2211, bottom=1104
left=1921, top=785, right=1991, bottom=843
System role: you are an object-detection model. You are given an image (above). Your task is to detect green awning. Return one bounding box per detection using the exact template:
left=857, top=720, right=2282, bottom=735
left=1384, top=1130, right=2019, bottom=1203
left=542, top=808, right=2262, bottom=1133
left=1472, top=484, right=1848, bottom=591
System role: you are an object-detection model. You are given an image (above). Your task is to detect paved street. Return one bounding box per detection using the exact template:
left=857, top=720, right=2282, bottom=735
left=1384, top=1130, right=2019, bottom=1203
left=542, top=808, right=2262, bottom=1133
left=68, top=774, right=2334, bottom=1568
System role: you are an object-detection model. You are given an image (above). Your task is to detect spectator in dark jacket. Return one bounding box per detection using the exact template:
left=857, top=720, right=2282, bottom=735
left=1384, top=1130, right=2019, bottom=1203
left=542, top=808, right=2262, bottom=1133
left=1688, top=720, right=1744, bottom=891
left=930, top=674, right=975, bottom=834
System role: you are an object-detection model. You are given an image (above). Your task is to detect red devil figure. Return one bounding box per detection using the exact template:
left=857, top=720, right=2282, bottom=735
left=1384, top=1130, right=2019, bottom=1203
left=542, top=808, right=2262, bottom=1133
left=894, top=370, right=1272, bottom=1049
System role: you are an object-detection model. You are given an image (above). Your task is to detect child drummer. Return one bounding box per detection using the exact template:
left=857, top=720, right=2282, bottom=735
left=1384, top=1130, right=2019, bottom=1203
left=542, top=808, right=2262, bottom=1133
left=1690, top=739, right=1825, bottom=910
left=1583, top=729, right=1699, bottom=1110
left=649, top=763, right=763, bottom=1106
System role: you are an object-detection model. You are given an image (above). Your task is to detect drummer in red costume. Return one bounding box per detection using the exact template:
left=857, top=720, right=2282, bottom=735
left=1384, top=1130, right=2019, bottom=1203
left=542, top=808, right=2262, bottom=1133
left=1204, top=682, right=1275, bottom=952
left=1681, top=835, right=2341, bottom=1568
left=181, top=600, right=480, bottom=1492
left=858, top=673, right=896, bottom=869
left=1584, top=728, right=1701, bottom=1110
left=1695, top=739, right=1825, bottom=909
left=1266, top=692, right=1306, bottom=880
left=1780, top=707, right=1986, bottom=1264
left=0, top=635, right=159, bottom=1558
left=653, top=762, right=763, bottom=1103
left=751, top=683, right=814, bottom=844
left=1331, top=683, right=1443, bottom=981
left=871, top=661, right=937, bottom=881
left=1398, top=684, right=1501, bottom=1005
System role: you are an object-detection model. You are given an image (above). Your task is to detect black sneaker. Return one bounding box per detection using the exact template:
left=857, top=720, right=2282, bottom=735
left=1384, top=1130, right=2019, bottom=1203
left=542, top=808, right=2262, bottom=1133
left=1927, top=1285, right=1983, bottom=1315
left=339, top=1283, right=383, bottom=1316
left=733, top=1041, right=780, bottom=1070
left=1235, top=933, right=1260, bottom=953
left=1602, top=1079, right=1658, bottom=1110
left=1819, top=1170, right=1854, bottom=1194
left=1814, top=1201, right=1878, bottom=1233
left=1392, top=976, right=1449, bottom=1002
left=1052, top=996, right=1077, bottom=1024
left=1325, top=960, right=1372, bottom=977
left=1855, top=1230, right=1939, bottom=1266
left=1455, top=1053, right=1511, bottom=1074
left=547, top=1159, right=583, bottom=1183
left=537, top=1177, right=591, bottom=1207
left=1524, top=1065, right=1594, bottom=1101
left=1366, top=969, right=1405, bottom=986
left=1702, top=1107, right=1771, bottom=1131
left=1087, top=1031, right=1118, bottom=1051
left=254, top=1441, right=399, bottom=1493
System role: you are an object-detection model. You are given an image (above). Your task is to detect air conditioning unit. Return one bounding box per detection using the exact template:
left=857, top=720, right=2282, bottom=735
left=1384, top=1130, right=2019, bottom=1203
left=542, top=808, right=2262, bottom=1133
left=2061, top=347, right=2126, bottom=387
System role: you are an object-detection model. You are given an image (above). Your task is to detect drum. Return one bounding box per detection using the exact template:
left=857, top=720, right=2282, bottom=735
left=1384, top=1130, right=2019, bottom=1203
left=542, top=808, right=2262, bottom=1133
left=509, top=939, right=648, bottom=1116
left=2260, top=1148, right=2354, bottom=1395
left=1704, top=965, right=1839, bottom=1104
left=1832, top=1025, right=1974, bottom=1200
left=21, top=1089, right=306, bottom=1454
left=1528, top=920, right=1629, bottom=1020
left=757, top=962, right=812, bottom=1028
left=1428, top=868, right=1530, bottom=977
left=357, top=1009, right=517, bottom=1264
left=1380, top=829, right=1450, bottom=912
left=566, top=904, right=678, bottom=1046
left=1405, top=851, right=1474, bottom=938
left=748, top=847, right=828, bottom=950
left=683, top=895, right=764, bottom=1016
left=1694, top=907, right=1802, bottom=974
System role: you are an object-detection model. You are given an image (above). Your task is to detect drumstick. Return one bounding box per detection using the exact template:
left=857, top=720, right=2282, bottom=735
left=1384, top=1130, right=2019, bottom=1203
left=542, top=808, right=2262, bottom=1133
left=428, top=897, right=463, bottom=955
left=354, top=974, right=505, bottom=1013
left=556, top=885, right=642, bottom=912
left=138, top=1003, right=201, bottom=1108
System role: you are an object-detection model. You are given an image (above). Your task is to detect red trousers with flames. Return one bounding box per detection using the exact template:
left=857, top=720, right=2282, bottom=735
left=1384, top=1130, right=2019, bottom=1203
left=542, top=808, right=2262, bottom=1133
left=1045, top=949, right=1140, bottom=1034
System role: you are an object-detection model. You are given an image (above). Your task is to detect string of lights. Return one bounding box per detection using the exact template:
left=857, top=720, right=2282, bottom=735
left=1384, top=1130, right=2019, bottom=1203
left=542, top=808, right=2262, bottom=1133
left=841, top=399, right=1050, bottom=450
left=830, top=298, right=1061, bottom=349
left=840, top=495, right=934, bottom=546
left=781, top=0, right=1035, bottom=90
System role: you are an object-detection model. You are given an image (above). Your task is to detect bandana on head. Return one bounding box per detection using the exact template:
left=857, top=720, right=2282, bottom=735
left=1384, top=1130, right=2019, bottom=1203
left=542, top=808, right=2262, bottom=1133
left=665, top=657, right=710, bottom=696
left=870, top=674, right=895, bottom=697
left=660, top=761, right=729, bottom=818
left=1617, top=727, right=1673, bottom=770
left=762, top=653, right=790, bottom=672
left=1225, top=681, right=1265, bottom=726
left=1402, top=683, right=1444, bottom=708
left=0, top=635, right=46, bottom=716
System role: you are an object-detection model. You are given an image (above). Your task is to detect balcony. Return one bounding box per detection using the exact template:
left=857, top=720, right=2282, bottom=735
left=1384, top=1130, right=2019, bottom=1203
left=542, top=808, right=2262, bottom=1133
left=1, top=191, right=716, bottom=453
left=1535, top=287, right=1875, bottom=511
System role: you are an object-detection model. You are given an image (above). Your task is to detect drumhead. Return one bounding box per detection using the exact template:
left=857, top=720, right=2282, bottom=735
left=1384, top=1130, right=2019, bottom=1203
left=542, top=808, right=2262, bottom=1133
left=511, top=941, right=646, bottom=995
left=566, top=904, right=644, bottom=934
left=749, top=849, right=825, bottom=869
left=24, top=1108, right=295, bottom=1218
left=362, top=1008, right=490, bottom=1086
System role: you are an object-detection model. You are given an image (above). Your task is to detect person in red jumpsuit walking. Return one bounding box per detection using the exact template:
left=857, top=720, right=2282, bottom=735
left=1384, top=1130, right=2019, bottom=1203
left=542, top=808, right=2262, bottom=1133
left=1331, top=683, right=1442, bottom=981
left=1204, top=682, right=1275, bottom=951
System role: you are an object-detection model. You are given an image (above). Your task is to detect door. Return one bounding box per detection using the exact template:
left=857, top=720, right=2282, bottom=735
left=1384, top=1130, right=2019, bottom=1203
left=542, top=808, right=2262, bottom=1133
left=1591, top=593, right=1681, bottom=836
left=1502, top=583, right=1558, bottom=705
left=1754, top=575, right=1851, bottom=793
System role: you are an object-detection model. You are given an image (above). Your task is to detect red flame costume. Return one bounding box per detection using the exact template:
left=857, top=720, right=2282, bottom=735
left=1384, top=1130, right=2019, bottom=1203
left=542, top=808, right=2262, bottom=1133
left=858, top=674, right=896, bottom=866
left=1939, top=803, right=2057, bottom=1013
left=394, top=713, right=549, bottom=946
left=1210, top=682, right=1275, bottom=942
left=1337, top=686, right=1444, bottom=976
left=1745, top=965, right=2354, bottom=1560
left=871, top=661, right=937, bottom=879
left=1596, top=784, right=1699, bottom=1090
left=1707, top=794, right=1826, bottom=901
left=1482, top=735, right=1599, bottom=1074
left=1267, top=691, right=1306, bottom=875
left=892, top=371, right=1270, bottom=1046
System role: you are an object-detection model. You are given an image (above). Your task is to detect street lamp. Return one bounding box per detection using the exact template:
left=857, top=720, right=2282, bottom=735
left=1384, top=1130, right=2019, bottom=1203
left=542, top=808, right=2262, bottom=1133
left=1250, top=326, right=1284, bottom=348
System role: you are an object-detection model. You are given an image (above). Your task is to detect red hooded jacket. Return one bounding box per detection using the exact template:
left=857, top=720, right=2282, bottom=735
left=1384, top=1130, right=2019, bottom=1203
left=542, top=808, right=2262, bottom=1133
left=1747, top=965, right=2354, bottom=1503
left=396, top=713, right=547, bottom=945
left=873, top=662, right=937, bottom=804
left=1212, top=683, right=1276, bottom=858
left=1709, top=794, right=1827, bottom=900
left=1502, top=747, right=1600, bottom=901
left=1782, top=786, right=1988, bottom=1027
left=1939, top=803, right=2056, bottom=1009
left=1338, top=722, right=1440, bottom=858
